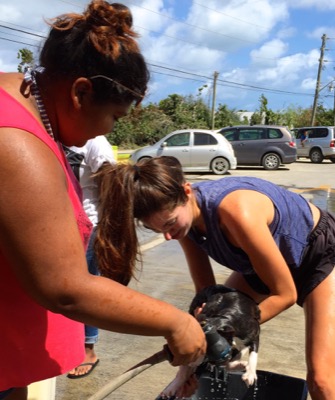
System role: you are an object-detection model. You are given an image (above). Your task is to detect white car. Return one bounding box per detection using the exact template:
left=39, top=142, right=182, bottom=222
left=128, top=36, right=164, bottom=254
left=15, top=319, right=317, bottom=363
left=129, top=129, right=237, bottom=175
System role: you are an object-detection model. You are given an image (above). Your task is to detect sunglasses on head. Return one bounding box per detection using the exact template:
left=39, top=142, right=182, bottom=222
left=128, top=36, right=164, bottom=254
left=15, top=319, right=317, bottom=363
left=89, top=75, right=144, bottom=105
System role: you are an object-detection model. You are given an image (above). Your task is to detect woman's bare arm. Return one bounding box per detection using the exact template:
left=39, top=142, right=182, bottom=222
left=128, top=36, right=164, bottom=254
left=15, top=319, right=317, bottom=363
left=179, top=236, right=216, bottom=292
left=0, top=128, right=206, bottom=365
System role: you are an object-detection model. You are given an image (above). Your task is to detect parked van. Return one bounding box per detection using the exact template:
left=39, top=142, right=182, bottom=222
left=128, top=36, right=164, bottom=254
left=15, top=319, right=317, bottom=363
left=217, top=125, right=296, bottom=170
left=295, top=126, right=335, bottom=163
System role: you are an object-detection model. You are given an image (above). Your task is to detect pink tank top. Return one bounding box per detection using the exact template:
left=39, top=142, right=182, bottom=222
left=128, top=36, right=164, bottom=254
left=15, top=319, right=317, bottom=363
left=0, top=87, right=93, bottom=390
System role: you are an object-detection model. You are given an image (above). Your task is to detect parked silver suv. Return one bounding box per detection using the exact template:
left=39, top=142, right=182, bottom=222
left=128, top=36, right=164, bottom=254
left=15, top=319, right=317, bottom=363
left=217, top=125, right=297, bottom=170
left=295, top=126, right=335, bottom=163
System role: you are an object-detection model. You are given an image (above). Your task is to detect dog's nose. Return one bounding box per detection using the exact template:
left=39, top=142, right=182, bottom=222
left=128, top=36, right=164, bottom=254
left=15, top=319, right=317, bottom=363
left=203, top=324, right=232, bottom=364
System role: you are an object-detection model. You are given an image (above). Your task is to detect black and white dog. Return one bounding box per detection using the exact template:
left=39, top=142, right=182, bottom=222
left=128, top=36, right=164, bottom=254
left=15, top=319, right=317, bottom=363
left=158, top=284, right=261, bottom=399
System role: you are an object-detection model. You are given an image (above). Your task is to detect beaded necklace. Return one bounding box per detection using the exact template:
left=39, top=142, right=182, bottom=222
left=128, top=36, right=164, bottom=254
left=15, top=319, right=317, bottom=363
left=23, top=67, right=83, bottom=200
left=24, top=67, right=54, bottom=140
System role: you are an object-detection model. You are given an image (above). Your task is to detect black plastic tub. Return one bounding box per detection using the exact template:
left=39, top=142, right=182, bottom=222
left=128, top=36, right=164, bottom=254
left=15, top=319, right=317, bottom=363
left=190, top=368, right=308, bottom=400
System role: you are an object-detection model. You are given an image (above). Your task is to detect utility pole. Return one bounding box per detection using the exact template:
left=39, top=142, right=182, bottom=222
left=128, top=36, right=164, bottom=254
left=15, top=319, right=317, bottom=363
left=211, top=71, right=219, bottom=129
left=311, top=34, right=327, bottom=126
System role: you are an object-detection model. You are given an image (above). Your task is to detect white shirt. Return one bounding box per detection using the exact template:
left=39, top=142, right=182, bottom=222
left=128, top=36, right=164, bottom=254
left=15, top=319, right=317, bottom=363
left=67, top=136, right=116, bottom=226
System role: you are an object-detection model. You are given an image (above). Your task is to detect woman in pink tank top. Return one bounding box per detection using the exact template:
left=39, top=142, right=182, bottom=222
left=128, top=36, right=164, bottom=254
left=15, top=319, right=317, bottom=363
left=0, top=2, right=206, bottom=399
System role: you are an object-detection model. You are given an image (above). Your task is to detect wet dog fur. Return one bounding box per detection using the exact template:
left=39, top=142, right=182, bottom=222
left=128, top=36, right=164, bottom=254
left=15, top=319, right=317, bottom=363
left=159, top=284, right=261, bottom=399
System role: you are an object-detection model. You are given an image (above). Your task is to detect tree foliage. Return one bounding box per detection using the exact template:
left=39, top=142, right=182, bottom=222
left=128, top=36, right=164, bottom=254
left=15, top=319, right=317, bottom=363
left=314, top=104, right=335, bottom=126
left=106, top=93, right=324, bottom=148
left=214, top=104, right=240, bottom=128
left=17, top=48, right=35, bottom=73
left=16, top=47, right=335, bottom=148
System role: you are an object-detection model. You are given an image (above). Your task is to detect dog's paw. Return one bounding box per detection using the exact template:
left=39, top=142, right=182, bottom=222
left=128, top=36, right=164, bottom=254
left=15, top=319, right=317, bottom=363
left=159, top=365, right=196, bottom=398
left=242, top=351, right=258, bottom=386
left=159, top=374, right=198, bottom=399
left=226, top=360, right=248, bottom=371
left=242, top=368, right=257, bottom=387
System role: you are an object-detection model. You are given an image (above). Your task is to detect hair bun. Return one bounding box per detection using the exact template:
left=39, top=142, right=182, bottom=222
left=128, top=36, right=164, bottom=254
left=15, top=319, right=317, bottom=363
left=84, top=1, right=139, bottom=57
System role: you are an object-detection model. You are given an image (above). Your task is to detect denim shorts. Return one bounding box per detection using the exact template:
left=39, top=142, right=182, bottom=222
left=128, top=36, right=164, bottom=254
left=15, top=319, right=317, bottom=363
left=244, top=210, right=335, bottom=307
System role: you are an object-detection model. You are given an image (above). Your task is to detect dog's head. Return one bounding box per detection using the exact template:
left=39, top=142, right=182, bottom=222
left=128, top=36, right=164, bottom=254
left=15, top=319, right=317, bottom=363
left=197, top=314, right=235, bottom=343
left=190, top=286, right=239, bottom=345
left=200, top=322, right=234, bottom=365
left=189, top=285, right=260, bottom=364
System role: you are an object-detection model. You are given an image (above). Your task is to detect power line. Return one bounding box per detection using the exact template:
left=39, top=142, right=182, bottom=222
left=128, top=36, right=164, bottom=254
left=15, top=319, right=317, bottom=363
left=0, top=4, right=322, bottom=66
left=124, top=0, right=299, bottom=54
left=0, top=36, right=39, bottom=47
left=0, top=22, right=45, bottom=48
left=0, top=23, right=316, bottom=99
left=0, top=3, right=319, bottom=103
left=0, top=24, right=46, bottom=39
left=193, top=1, right=268, bottom=31
left=149, top=63, right=314, bottom=97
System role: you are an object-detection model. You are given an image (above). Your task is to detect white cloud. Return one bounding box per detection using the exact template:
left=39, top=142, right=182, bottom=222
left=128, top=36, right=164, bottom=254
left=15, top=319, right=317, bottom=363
left=146, top=32, right=225, bottom=69
left=183, top=0, right=289, bottom=50
left=250, top=39, right=289, bottom=66
left=277, top=27, right=296, bottom=40
left=307, top=26, right=335, bottom=43
left=250, top=49, right=319, bottom=86
left=301, top=77, right=316, bottom=90
left=290, top=0, right=335, bottom=11
left=0, top=0, right=331, bottom=110
left=131, top=0, right=170, bottom=35
left=0, top=4, right=22, bottom=22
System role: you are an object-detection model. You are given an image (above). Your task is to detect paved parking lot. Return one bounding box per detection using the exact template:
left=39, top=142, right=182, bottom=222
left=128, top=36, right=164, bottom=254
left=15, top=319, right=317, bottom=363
left=54, top=160, right=334, bottom=400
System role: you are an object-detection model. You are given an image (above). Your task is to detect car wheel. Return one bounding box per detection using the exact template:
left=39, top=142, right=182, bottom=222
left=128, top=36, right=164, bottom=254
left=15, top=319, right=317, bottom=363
left=211, top=157, right=230, bottom=175
left=330, top=158, right=335, bottom=163
left=309, top=148, right=324, bottom=163
left=138, top=156, right=152, bottom=162
left=262, top=153, right=281, bottom=170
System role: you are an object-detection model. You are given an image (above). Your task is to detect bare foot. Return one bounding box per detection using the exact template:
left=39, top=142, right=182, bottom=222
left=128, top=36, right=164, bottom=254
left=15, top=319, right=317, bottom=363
left=67, top=344, right=99, bottom=378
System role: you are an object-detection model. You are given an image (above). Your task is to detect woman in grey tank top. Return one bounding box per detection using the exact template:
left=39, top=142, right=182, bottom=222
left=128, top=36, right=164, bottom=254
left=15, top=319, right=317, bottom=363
left=99, top=155, right=335, bottom=400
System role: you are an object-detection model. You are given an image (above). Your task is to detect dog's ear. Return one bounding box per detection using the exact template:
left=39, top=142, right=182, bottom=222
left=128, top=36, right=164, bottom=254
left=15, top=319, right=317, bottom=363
left=218, top=324, right=235, bottom=336
left=207, top=317, right=235, bottom=336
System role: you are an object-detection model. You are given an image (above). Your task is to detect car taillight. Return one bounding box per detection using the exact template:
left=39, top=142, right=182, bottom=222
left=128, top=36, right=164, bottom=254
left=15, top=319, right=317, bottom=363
left=330, top=140, right=335, bottom=148
left=289, top=141, right=296, bottom=147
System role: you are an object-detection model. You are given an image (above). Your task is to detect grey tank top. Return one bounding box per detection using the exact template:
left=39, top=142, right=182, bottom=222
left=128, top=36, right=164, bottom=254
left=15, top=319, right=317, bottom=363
left=188, top=177, right=314, bottom=274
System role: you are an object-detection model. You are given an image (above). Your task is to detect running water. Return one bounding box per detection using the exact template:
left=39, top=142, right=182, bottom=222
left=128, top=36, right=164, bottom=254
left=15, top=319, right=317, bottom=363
left=188, top=366, right=308, bottom=400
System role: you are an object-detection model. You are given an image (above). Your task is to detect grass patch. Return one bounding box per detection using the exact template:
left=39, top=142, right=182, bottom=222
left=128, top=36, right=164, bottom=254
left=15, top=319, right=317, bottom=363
left=117, top=153, right=132, bottom=164
left=117, top=153, right=131, bottom=161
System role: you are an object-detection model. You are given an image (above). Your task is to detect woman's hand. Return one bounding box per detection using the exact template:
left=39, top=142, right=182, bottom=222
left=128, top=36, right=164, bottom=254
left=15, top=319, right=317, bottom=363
left=165, top=312, right=206, bottom=367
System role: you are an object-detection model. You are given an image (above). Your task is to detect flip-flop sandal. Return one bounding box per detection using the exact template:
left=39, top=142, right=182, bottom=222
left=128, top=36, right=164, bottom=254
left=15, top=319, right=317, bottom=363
left=67, top=359, right=100, bottom=379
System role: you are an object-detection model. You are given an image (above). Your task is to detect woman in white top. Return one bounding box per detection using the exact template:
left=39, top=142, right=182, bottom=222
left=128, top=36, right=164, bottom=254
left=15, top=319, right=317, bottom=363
left=63, top=136, right=116, bottom=378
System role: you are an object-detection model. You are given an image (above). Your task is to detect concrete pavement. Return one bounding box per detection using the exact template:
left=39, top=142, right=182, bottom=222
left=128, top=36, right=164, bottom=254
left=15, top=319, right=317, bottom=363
left=55, top=239, right=308, bottom=400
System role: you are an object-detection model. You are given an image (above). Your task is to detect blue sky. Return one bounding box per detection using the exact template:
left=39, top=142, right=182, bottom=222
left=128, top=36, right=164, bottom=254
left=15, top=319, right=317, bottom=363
left=1, top=0, right=335, bottom=112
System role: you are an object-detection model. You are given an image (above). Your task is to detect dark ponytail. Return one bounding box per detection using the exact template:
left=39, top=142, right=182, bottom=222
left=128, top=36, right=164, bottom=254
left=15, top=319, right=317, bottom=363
left=95, top=162, right=140, bottom=284
left=94, top=156, right=187, bottom=284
